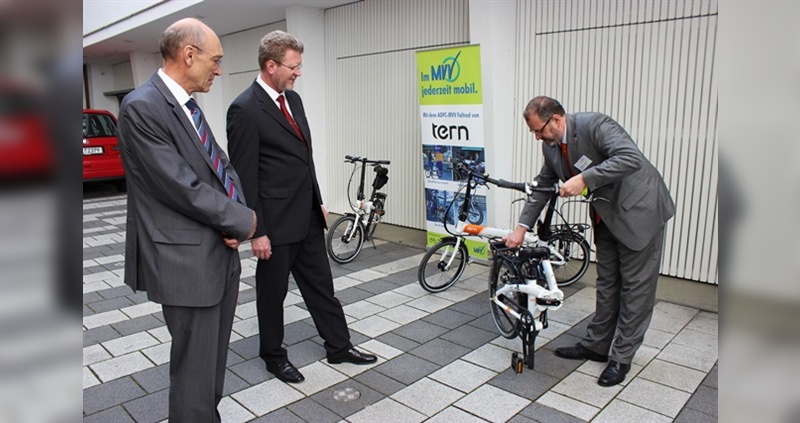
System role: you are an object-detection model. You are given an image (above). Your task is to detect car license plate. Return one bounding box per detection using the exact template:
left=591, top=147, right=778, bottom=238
left=83, top=147, right=104, bottom=155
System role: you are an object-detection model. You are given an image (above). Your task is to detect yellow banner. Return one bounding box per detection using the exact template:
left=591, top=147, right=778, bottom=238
left=417, top=45, right=482, bottom=105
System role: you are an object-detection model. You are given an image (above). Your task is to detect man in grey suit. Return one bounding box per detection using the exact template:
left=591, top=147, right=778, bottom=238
left=117, top=18, right=256, bottom=421
left=504, top=96, right=675, bottom=387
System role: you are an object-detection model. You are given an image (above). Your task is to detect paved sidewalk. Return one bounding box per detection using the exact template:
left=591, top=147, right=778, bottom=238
left=83, top=193, right=717, bottom=422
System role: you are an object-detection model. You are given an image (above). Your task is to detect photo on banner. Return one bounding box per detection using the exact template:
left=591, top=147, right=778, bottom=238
left=416, top=45, right=489, bottom=259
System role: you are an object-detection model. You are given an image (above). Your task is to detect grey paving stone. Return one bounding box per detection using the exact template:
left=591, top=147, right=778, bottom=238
left=222, top=370, right=251, bottom=397
left=83, top=305, right=94, bottom=317
left=518, top=401, right=587, bottom=423
left=152, top=311, right=165, bottom=322
left=528, top=346, right=583, bottom=379
left=565, top=314, right=592, bottom=337
left=284, top=321, right=319, bottom=346
left=309, top=379, right=385, bottom=419
left=674, top=407, right=717, bottom=423
left=229, top=357, right=271, bottom=385
left=84, top=265, right=107, bottom=275
left=439, top=323, right=497, bottom=349
left=83, top=405, right=135, bottom=423
left=226, top=350, right=245, bottom=367
left=375, top=332, right=421, bottom=351
left=354, top=369, right=407, bottom=396
left=488, top=368, right=559, bottom=401
left=122, top=389, right=169, bottom=423
left=99, top=285, right=136, bottom=300
left=408, top=338, right=470, bottom=366
left=83, top=325, right=121, bottom=348
left=88, top=296, right=134, bottom=314
left=111, top=314, right=163, bottom=336
left=377, top=267, right=419, bottom=286
left=286, top=398, right=342, bottom=423
left=229, top=335, right=260, bottom=360
left=103, top=261, right=126, bottom=271
left=126, top=291, right=150, bottom=304
left=83, top=248, right=110, bottom=260
left=240, top=276, right=256, bottom=288
left=685, top=385, right=718, bottom=416
left=358, top=279, right=398, bottom=294
left=84, top=292, right=103, bottom=305
left=336, top=286, right=373, bottom=305
left=468, top=312, right=501, bottom=333
left=392, top=320, right=449, bottom=344
left=287, top=339, right=327, bottom=368
left=330, top=264, right=352, bottom=279
left=237, top=288, right=257, bottom=304
left=373, top=353, right=438, bottom=385
left=349, top=330, right=370, bottom=347
left=131, top=364, right=169, bottom=394
left=83, top=377, right=146, bottom=415
left=422, top=308, right=475, bottom=330
left=703, top=363, right=718, bottom=389
left=448, top=295, right=489, bottom=317
left=540, top=332, right=583, bottom=353
left=508, top=415, right=537, bottom=423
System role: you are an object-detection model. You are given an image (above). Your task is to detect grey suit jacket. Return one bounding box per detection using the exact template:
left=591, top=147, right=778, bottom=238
left=118, top=73, right=254, bottom=307
left=519, top=113, right=675, bottom=251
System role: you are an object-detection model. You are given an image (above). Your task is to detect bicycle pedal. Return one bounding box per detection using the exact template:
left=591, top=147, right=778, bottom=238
left=375, top=210, right=385, bottom=216
left=511, top=352, right=524, bottom=374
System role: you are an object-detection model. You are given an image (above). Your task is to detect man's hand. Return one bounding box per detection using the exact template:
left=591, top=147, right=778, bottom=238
left=502, top=225, right=528, bottom=249
left=321, top=204, right=329, bottom=223
left=223, top=238, right=240, bottom=249
left=560, top=174, right=586, bottom=197
left=251, top=235, right=272, bottom=260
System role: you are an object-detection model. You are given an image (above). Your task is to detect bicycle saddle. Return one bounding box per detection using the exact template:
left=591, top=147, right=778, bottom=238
left=519, top=247, right=550, bottom=260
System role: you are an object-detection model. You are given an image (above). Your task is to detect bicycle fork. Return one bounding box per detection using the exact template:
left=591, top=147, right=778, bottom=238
left=437, top=238, right=465, bottom=271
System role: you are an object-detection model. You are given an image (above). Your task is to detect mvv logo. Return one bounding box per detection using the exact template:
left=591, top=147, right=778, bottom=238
left=421, top=51, right=462, bottom=83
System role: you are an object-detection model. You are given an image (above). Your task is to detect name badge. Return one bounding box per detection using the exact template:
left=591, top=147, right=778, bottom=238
left=574, top=155, right=592, bottom=171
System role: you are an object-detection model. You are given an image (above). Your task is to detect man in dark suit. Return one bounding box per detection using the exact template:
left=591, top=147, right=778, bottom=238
left=117, top=18, right=256, bottom=421
left=226, top=30, right=376, bottom=384
left=504, top=96, right=675, bottom=387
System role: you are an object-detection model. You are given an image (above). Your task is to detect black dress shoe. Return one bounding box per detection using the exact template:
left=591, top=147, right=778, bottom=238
left=266, top=360, right=304, bottom=383
left=327, top=348, right=378, bottom=365
left=598, top=360, right=631, bottom=386
left=554, top=344, right=608, bottom=362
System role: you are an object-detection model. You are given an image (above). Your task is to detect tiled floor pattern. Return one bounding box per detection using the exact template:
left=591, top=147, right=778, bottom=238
left=83, top=194, right=718, bottom=422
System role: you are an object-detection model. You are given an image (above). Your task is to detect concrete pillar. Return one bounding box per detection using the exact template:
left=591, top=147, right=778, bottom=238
left=129, top=51, right=160, bottom=88
left=85, top=64, right=118, bottom=114
left=286, top=6, right=329, bottom=203
left=469, top=0, right=517, bottom=229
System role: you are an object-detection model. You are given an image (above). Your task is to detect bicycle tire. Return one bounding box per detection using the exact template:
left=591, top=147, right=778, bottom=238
left=548, top=232, right=590, bottom=287
left=418, top=239, right=468, bottom=292
left=326, top=215, right=364, bottom=264
left=489, top=257, right=525, bottom=339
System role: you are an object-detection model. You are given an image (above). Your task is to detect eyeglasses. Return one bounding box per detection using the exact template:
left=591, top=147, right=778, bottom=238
left=189, top=45, right=223, bottom=68
left=530, top=116, right=552, bottom=134
left=272, top=59, right=303, bottom=72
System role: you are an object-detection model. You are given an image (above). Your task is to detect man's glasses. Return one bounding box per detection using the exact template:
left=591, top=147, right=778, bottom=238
left=190, top=45, right=223, bottom=68
left=530, top=116, right=552, bottom=134
left=272, top=59, right=303, bottom=72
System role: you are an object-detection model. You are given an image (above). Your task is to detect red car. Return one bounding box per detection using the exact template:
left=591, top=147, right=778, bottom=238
left=0, top=80, right=54, bottom=180
left=83, top=109, right=126, bottom=191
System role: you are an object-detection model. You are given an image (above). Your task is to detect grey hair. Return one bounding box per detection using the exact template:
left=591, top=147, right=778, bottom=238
left=523, top=96, right=566, bottom=121
left=159, top=18, right=207, bottom=61
left=258, top=30, right=304, bottom=70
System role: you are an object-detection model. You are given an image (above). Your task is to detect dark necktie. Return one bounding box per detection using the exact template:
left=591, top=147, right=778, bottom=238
left=185, top=98, right=240, bottom=202
left=277, top=95, right=309, bottom=152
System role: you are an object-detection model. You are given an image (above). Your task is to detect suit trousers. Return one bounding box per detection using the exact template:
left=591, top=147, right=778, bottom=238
left=161, top=261, right=240, bottom=423
left=256, top=211, right=351, bottom=364
left=581, top=221, right=665, bottom=364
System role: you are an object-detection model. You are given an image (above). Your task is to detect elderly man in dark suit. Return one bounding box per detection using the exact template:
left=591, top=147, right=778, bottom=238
left=117, top=18, right=256, bottom=421
left=504, top=96, right=675, bottom=387
left=226, top=30, right=376, bottom=384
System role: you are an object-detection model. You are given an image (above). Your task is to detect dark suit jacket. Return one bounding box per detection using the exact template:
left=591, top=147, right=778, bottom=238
left=226, top=82, right=325, bottom=246
left=520, top=112, right=675, bottom=251
left=118, top=73, right=253, bottom=307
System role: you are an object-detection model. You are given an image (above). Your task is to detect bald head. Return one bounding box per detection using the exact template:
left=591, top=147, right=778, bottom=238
left=159, top=18, right=211, bottom=62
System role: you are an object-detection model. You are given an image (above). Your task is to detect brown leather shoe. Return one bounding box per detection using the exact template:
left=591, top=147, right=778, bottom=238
left=554, top=343, right=608, bottom=362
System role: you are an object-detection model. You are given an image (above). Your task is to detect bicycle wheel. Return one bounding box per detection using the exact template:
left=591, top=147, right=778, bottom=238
left=418, top=239, right=468, bottom=292
left=548, top=232, right=590, bottom=287
left=326, top=215, right=364, bottom=264
left=489, top=257, right=525, bottom=339
left=466, top=203, right=484, bottom=224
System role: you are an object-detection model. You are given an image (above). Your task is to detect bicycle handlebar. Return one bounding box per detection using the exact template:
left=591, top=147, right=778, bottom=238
left=344, top=155, right=391, bottom=165
left=451, top=159, right=556, bottom=195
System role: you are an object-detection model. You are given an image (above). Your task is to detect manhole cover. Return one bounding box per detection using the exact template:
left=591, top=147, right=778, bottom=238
left=333, top=387, right=361, bottom=402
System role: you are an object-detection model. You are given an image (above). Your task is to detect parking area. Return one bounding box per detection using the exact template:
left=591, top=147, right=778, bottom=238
left=83, top=192, right=717, bottom=422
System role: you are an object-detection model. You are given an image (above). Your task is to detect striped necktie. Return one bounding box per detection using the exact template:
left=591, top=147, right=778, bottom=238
left=185, top=98, right=240, bottom=202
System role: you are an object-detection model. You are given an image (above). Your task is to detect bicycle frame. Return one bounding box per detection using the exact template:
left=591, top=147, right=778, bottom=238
left=490, top=254, right=564, bottom=333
